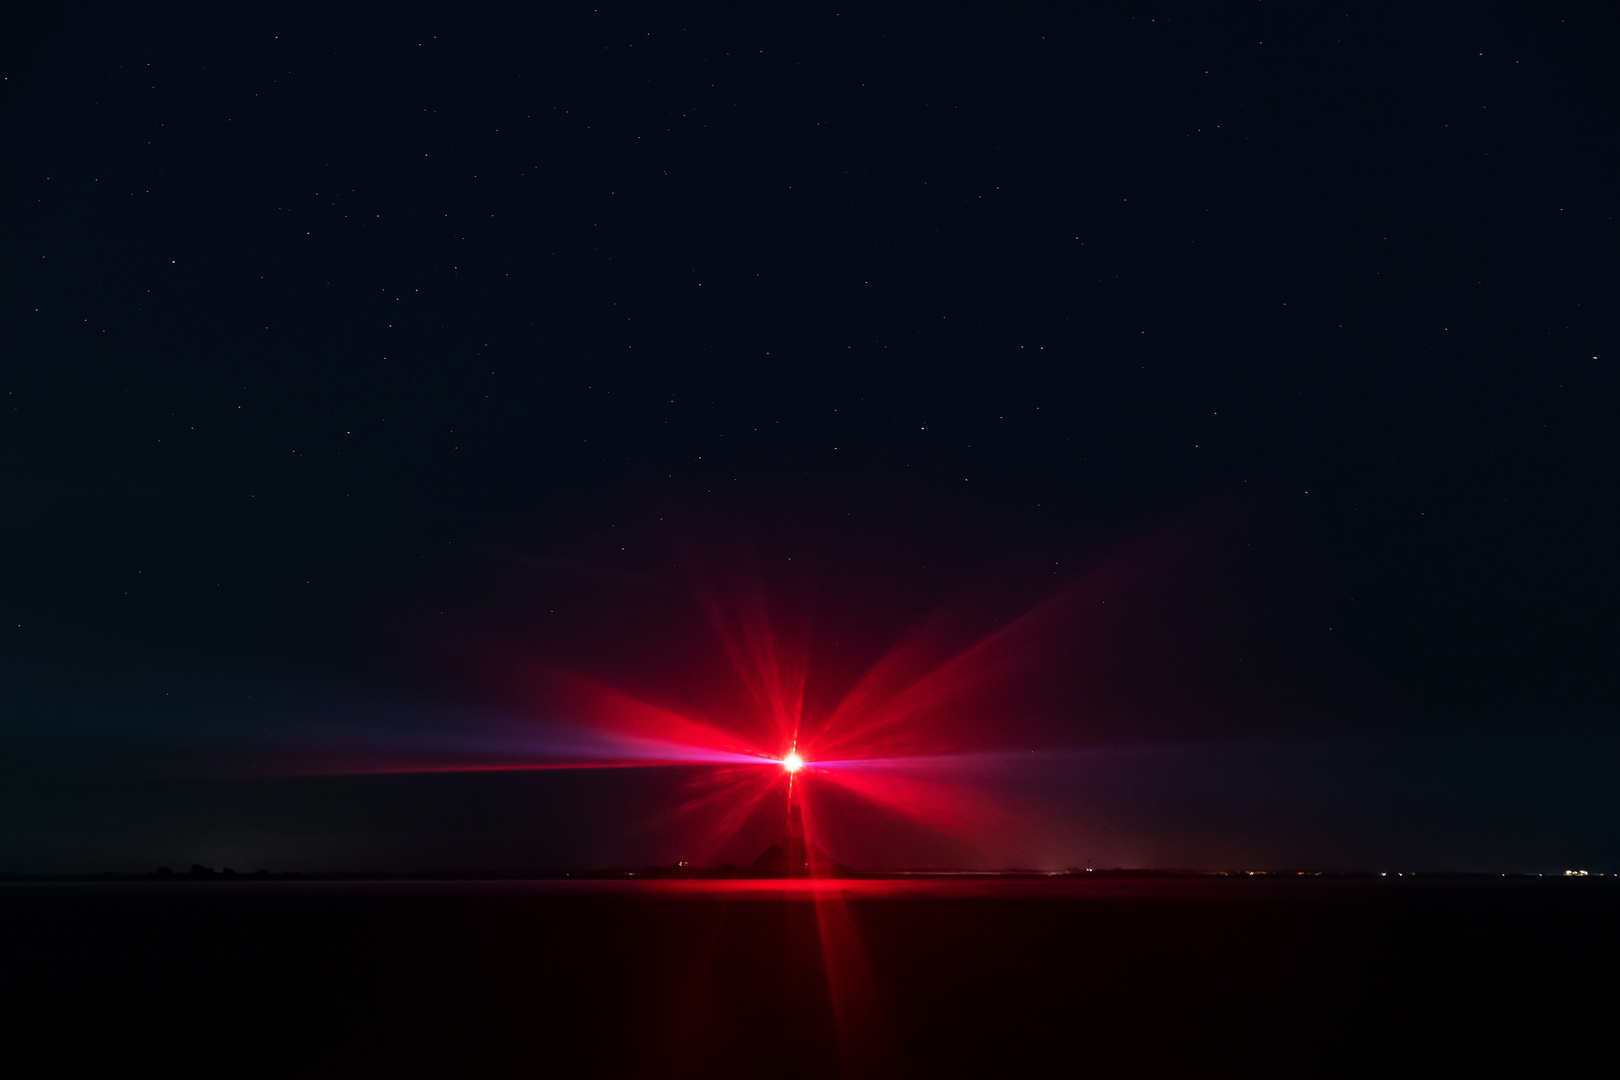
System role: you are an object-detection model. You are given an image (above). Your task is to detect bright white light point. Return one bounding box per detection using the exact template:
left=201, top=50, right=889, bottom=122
left=782, top=752, right=804, bottom=773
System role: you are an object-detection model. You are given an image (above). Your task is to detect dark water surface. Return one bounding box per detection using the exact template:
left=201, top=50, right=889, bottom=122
left=4, top=877, right=1611, bottom=1077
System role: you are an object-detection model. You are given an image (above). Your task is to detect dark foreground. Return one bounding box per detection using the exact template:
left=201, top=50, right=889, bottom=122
left=4, top=876, right=1612, bottom=1077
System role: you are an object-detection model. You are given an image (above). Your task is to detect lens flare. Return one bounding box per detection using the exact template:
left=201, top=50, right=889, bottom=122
left=283, top=521, right=1205, bottom=869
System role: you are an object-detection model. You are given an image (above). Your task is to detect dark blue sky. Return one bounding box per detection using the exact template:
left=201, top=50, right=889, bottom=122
left=2, top=2, right=1615, bottom=872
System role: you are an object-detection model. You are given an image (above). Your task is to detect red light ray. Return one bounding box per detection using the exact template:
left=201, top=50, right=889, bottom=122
left=543, top=671, right=770, bottom=762
left=696, top=577, right=807, bottom=754
left=284, top=759, right=706, bottom=776
left=800, top=759, right=1019, bottom=845
left=651, top=764, right=787, bottom=866
left=806, top=540, right=1175, bottom=762
left=273, top=714, right=770, bottom=778
left=789, top=783, right=898, bottom=1072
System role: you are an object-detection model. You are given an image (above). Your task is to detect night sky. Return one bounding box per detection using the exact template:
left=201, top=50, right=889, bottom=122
left=3, top=2, right=1615, bottom=873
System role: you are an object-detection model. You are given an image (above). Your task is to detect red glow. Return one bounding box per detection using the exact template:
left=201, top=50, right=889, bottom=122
left=302, top=564, right=1139, bottom=855
left=491, top=546, right=1179, bottom=858
left=293, top=526, right=1212, bottom=861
